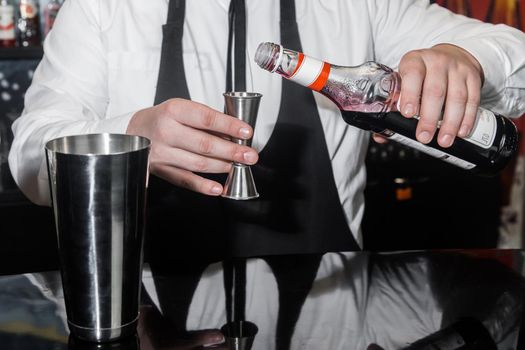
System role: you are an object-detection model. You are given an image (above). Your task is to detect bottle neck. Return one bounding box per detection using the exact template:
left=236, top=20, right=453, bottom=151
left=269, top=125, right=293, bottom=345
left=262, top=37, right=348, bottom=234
left=268, top=47, right=331, bottom=92
left=277, top=49, right=401, bottom=113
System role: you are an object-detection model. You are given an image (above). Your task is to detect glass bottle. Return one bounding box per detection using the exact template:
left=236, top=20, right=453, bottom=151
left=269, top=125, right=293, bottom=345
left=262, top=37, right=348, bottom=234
left=255, top=42, right=518, bottom=177
left=0, top=0, right=16, bottom=48
left=17, top=0, right=41, bottom=47
left=44, top=0, right=62, bottom=36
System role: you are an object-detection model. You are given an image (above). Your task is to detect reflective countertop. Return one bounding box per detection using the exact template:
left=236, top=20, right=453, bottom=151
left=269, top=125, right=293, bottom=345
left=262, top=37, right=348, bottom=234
left=0, top=250, right=524, bottom=349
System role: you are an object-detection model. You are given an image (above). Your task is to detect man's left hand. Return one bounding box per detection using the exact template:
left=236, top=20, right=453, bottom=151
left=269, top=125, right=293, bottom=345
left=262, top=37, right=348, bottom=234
left=396, top=43, right=484, bottom=148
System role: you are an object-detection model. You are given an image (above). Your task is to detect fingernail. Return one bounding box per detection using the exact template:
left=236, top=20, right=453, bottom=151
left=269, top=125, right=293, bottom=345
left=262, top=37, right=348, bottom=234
left=418, top=131, right=431, bottom=143
left=211, top=185, right=223, bottom=195
left=239, top=127, right=251, bottom=138
left=244, top=152, right=257, bottom=164
left=404, top=104, right=414, bottom=117
left=440, top=134, right=453, bottom=147
left=459, top=125, right=470, bottom=137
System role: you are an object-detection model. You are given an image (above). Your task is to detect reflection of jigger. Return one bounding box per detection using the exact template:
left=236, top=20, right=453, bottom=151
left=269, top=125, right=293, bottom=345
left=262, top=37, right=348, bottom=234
left=222, top=92, right=262, bottom=200
left=220, top=320, right=259, bottom=350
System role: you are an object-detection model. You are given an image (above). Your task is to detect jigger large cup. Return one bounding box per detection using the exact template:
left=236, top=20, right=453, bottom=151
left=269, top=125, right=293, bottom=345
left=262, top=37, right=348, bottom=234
left=45, top=133, right=150, bottom=342
left=222, top=92, right=262, bottom=200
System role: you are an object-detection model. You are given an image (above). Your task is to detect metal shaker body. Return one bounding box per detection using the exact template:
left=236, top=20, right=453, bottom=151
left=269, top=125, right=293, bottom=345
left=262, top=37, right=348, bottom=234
left=45, top=133, right=150, bottom=342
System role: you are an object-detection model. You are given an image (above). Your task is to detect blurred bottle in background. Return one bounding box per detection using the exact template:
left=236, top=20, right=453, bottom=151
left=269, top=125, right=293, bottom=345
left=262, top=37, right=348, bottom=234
left=0, top=0, right=16, bottom=48
left=44, top=0, right=61, bottom=36
left=17, top=0, right=41, bottom=47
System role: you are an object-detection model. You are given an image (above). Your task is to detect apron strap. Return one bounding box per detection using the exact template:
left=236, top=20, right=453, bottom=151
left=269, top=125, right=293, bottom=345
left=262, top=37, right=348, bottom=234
left=280, top=0, right=300, bottom=51
left=224, top=0, right=248, bottom=326
left=226, top=0, right=247, bottom=92
left=154, top=0, right=190, bottom=104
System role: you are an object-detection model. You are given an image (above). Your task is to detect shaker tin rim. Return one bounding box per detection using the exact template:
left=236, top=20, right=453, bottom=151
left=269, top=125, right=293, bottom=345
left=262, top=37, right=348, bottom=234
left=45, top=133, right=151, bottom=156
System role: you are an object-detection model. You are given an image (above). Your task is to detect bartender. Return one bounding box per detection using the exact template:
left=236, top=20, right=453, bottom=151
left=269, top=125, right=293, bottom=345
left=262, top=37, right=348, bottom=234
left=8, top=0, right=525, bottom=332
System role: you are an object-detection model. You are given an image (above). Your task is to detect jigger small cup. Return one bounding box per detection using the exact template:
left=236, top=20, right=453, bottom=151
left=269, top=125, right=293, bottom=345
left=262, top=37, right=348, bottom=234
left=222, top=92, right=262, bottom=200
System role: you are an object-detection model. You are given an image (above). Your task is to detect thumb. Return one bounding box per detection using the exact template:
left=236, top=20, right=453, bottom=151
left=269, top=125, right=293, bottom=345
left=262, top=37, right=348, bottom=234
left=372, top=133, right=389, bottom=144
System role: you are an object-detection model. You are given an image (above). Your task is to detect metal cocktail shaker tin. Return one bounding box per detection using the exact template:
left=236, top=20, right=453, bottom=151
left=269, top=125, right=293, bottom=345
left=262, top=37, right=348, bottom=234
left=45, top=133, right=150, bottom=342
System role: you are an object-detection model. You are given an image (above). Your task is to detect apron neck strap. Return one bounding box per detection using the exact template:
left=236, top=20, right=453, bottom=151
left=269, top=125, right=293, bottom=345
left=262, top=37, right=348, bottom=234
left=167, top=0, right=185, bottom=25
left=280, top=0, right=301, bottom=52
left=226, top=0, right=247, bottom=92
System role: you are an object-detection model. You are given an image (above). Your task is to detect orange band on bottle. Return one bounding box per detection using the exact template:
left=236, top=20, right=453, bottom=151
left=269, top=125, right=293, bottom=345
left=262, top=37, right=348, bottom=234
left=290, top=53, right=305, bottom=78
left=0, top=23, right=14, bottom=30
left=308, top=62, right=330, bottom=91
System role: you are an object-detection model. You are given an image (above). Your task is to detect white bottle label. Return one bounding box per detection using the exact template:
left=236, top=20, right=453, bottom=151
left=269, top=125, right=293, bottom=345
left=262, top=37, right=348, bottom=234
left=463, top=107, right=497, bottom=149
left=395, top=98, right=497, bottom=150
left=290, top=55, right=324, bottom=87
left=387, top=132, right=476, bottom=170
left=0, top=5, right=15, bottom=40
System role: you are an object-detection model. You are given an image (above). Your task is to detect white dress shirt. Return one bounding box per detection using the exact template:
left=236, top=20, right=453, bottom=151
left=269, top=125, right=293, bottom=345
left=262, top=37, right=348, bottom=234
left=8, top=0, right=525, bottom=246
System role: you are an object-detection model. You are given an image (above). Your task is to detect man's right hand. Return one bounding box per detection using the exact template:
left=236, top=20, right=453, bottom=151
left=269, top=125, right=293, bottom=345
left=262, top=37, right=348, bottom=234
left=126, top=98, right=258, bottom=196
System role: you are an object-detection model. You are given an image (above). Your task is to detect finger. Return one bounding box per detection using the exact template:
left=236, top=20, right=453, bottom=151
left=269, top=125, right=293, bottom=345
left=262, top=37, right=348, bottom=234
left=372, top=133, right=389, bottom=144
left=171, top=124, right=259, bottom=165
left=438, top=77, right=468, bottom=147
left=156, top=146, right=232, bottom=174
left=458, top=75, right=481, bottom=138
left=398, top=52, right=425, bottom=118
left=165, top=99, right=253, bottom=140
left=153, top=164, right=224, bottom=196
left=417, top=64, right=448, bottom=144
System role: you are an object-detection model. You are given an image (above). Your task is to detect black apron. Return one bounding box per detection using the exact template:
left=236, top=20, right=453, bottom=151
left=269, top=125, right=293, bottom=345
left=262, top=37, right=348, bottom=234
left=145, top=1, right=361, bottom=342
left=146, top=0, right=359, bottom=266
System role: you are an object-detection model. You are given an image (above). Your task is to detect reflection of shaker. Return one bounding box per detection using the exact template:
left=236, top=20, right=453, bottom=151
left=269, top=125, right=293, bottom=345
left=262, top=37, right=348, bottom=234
left=68, top=334, right=140, bottom=350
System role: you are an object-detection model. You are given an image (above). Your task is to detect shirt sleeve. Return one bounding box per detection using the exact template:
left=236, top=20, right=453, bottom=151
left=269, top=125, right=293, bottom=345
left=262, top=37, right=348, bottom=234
left=367, top=0, right=525, bottom=118
left=8, top=0, right=134, bottom=206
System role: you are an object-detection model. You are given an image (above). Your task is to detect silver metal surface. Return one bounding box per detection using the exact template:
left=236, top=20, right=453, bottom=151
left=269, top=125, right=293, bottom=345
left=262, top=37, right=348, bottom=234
left=222, top=92, right=262, bottom=200
left=222, top=163, right=259, bottom=200
left=45, top=133, right=151, bottom=343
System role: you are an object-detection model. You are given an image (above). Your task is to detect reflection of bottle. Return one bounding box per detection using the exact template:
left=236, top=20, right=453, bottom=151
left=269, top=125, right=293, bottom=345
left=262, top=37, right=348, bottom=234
left=68, top=334, right=140, bottom=349
left=0, top=0, right=16, bottom=48
left=400, top=318, right=497, bottom=350
left=255, top=42, right=518, bottom=177
left=44, top=0, right=62, bottom=36
left=17, top=0, right=41, bottom=47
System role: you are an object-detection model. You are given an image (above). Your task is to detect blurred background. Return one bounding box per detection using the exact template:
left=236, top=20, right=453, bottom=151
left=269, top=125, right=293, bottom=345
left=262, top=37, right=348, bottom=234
left=0, top=0, right=524, bottom=265
left=363, top=0, right=525, bottom=250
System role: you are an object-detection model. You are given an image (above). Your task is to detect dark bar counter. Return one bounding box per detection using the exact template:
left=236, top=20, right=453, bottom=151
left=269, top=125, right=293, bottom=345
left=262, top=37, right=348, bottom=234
left=0, top=249, right=523, bottom=349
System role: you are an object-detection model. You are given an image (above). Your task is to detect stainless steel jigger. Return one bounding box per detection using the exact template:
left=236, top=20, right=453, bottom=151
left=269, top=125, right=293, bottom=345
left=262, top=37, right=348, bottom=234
left=222, top=92, right=262, bottom=200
